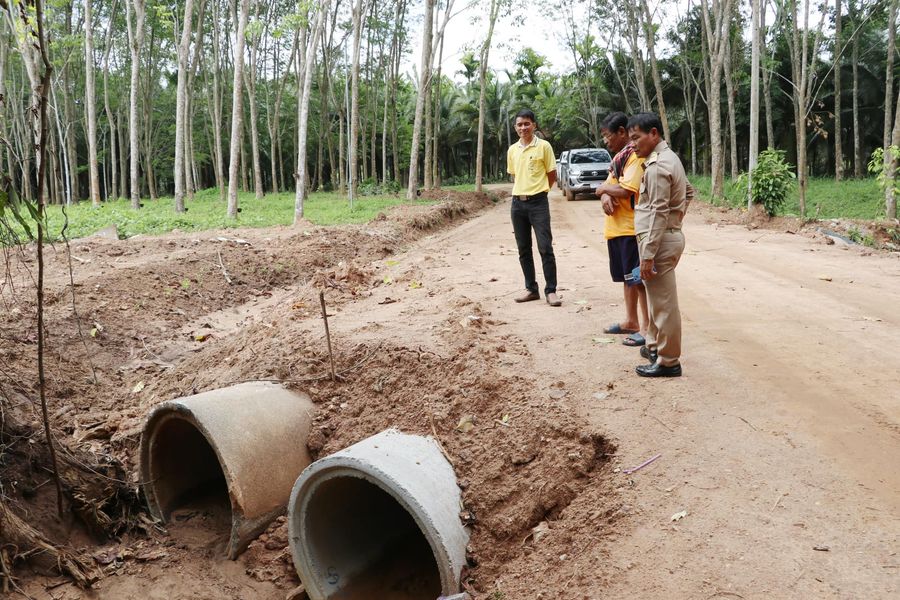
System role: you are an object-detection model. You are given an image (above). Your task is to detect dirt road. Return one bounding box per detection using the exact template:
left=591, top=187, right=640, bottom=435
left=12, top=187, right=900, bottom=599
left=357, top=186, right=900, bottom=598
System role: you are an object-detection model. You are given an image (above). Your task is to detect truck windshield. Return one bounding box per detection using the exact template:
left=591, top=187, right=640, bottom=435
left=570, top=150, right=610, bottom=164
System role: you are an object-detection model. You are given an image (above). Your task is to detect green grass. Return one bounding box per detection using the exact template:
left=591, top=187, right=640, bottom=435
left=4, top=188, right=436, bottom=242
left=689, top=175, right=885, bottom=220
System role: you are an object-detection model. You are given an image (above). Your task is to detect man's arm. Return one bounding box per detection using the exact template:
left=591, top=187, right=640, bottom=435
left=547, top=169, right=557, bottom=189
left=595, top=181, right=632, bottom=199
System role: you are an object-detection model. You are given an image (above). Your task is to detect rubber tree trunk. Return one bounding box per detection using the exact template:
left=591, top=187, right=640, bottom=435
left=432, top=31, right=444, bottom=188
left=102, top=0, right=119, bottom=199
left=84, top=0, right=101, bottom=205
left=748, top=0, right=760, bottom=209
left=761, top=6, right=775, bottom=149
left=0, top=25, right=15, bottom=196
left=294, top=2, right=328, bottom=223
left=127, top=0, right=146, bottom=209
left=834, top=0, right=844, bottom=180
left=244, top=9, right=264, bottom=201
left=475, top=0, right=500, bottom=194
left=884, top=0, right=897, bottom=151
left=174, top=0, right=195, bottom=213
left=641, top=0, right=670, bottom=142
left=724, top=31, right=739, bottom=178
left=885, top=86, right=900, bottom=219
left=700, top=0, right=733, bottom=199
left=406, top=0, right=434, bottom=200
left=348, top=0, right=368, bottom=200
left=211, top=0, right=225, bottom=201
left=852, top=5, right=861, bottom=178
left=227, top=0, right=251, bottom=218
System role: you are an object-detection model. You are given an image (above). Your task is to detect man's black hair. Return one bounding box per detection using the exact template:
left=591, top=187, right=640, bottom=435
left=626, top=112, right=663, bottom=134
left=600, top=111, right=628, bottom=132
left=515, top=109, right=537, bottom=124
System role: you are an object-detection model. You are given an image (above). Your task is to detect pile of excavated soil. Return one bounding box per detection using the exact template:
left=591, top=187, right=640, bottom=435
left=161, top=294, right=618, bottom=596
left=2, top=189, right=621, bottom=599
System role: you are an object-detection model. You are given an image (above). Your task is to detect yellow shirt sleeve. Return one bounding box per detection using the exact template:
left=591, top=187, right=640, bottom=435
left=543, top=142, right=556, bottom=172
left=619, top=155, right=645, bottom=193
left=507, top=146, right=515, bottom=175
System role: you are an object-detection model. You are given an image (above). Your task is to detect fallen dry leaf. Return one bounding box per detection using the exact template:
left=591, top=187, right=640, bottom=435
left=456, top=415, right=475, bottom=433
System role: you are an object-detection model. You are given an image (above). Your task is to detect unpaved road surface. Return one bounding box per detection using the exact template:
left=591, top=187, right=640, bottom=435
left=364, top=185, right=900, bottom=598
left=11, top=187, right=900, bottom=599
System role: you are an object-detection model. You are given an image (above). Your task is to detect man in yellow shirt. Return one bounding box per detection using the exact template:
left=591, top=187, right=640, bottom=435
left=595, top=112, right=648, bottom=346
left=506, top=109, right=561, bottom=306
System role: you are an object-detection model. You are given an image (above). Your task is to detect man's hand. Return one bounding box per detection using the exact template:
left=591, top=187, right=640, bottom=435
left=640, top=258, right=656, bottom=281
left=599, top=193, right=615, bottom=216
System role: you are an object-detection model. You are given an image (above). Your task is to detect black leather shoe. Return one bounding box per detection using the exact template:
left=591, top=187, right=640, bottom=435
left=640, top=346, right=657, bottom=363
left=636, top=362, right=682, bottom=377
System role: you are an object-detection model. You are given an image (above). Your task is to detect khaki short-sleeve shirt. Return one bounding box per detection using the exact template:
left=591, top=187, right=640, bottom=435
left=634, top=140, right=694, bottom=260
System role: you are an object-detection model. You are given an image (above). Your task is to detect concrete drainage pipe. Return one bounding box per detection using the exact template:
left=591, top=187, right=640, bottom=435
left=140, top=381, right=314, bottom=558
left=288, top=429, right=469, bottom=600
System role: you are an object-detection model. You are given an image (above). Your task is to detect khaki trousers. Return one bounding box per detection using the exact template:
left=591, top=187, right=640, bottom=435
left=639, top=231, right=685, bottom=366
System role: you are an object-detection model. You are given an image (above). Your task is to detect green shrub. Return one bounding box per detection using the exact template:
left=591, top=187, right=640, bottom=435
left=741, top=149, right=795, bottom=216
left=358, top=178, right=401, bottom=196
left=868, top=146, right=900, bottom=201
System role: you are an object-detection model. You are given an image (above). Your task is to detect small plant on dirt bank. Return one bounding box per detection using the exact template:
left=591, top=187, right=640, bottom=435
left=740, top=149, right=795, bottom=216
left=868, top=146, right=900, bottom=213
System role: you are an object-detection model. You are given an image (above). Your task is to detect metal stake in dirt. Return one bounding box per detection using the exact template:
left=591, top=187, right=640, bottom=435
left=319, top=291, right=337, bottom=381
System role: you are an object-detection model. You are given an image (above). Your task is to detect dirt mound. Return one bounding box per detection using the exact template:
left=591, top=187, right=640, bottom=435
left=2, top=189, right=622, bottom=598
left=129, top=283, right=617, bottom=596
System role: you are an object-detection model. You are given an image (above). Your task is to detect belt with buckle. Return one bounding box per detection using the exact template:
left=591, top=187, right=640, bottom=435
left=512, top=192, right=547, bottom=201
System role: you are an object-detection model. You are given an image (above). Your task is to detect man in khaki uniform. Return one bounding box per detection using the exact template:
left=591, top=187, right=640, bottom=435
left=627, top=112, right=693, bottom=377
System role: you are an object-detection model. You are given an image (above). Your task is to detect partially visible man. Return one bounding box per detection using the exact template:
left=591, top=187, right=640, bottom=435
left=507, top=109, right=561, bottom=307
left=595, top=111, right=649, bottom=347
left=628, top=112, right=693, bottom=377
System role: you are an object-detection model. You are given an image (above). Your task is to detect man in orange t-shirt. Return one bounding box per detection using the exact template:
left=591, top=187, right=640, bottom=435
left=595, top=112, right=648, bottom=346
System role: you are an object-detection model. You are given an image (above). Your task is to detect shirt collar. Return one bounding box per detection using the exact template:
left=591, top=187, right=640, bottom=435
left=653, top=140, right=669, bottom=153
left=518, top=136, right=538, bottom=149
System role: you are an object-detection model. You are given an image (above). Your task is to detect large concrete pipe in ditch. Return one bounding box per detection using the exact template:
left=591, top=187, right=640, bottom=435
left=140, top=381, right=314, bottom=559
left=288, top=429, right=469, bottom=600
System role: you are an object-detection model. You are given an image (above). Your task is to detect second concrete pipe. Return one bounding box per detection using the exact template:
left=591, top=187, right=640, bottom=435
left=288, top=429, right=470, bottom=600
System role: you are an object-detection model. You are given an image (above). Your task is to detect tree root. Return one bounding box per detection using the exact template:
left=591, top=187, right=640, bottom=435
left=0, top=499, right=98, bottom=589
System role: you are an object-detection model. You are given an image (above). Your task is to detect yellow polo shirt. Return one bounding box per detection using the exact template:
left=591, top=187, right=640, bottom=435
left=604, top=151, right=645, bottom=239
left=507, top=137, right=556, bottom=196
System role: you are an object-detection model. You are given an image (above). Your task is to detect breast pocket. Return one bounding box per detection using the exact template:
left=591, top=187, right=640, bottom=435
left=528, top=157, right=544, bottom=176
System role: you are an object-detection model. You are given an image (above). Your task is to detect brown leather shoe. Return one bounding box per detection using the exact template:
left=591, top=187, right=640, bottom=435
left=515, top=290, right=540, bottom=303
left=545, top=292, right=562, bottom=307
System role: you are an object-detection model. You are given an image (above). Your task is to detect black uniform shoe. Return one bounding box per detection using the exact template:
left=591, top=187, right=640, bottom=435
left=640, top=346, right=658, bottom=363
left=636, top=362, right=682, bottom=377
